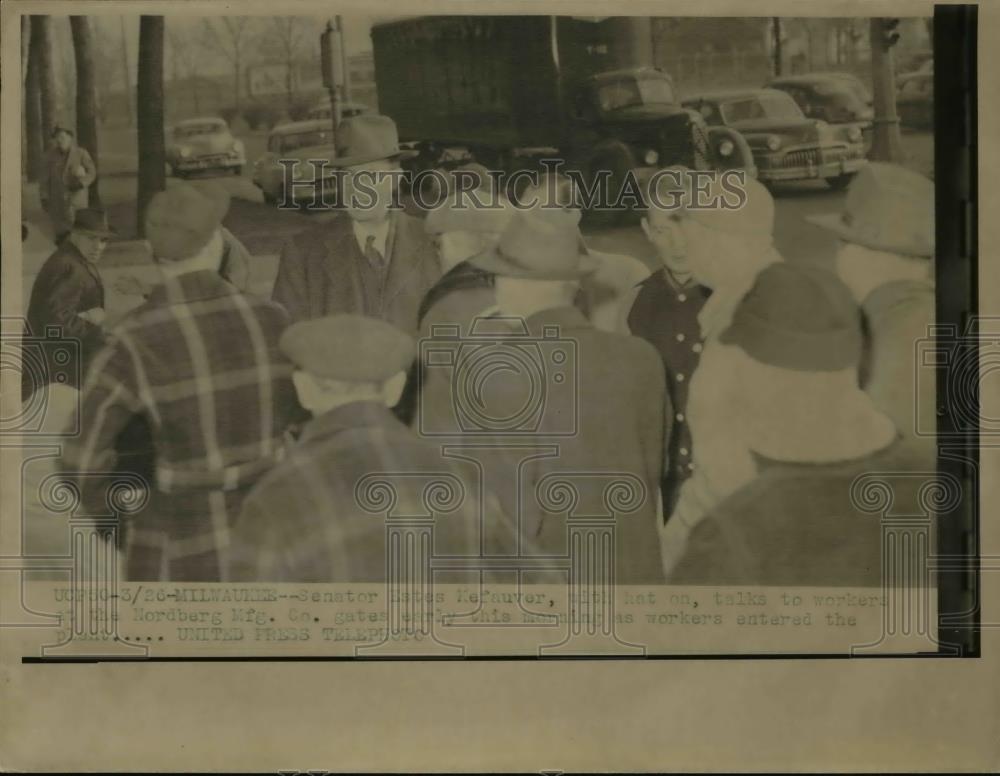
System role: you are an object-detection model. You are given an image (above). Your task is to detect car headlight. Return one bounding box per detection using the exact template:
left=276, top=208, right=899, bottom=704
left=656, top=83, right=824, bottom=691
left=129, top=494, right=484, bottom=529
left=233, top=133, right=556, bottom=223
left=643, top=149, right=659, bottom=166
left=718, top=139, right=734, bottom=157
left=766, top=135, right=782, bottom=151
left=231, top=141, right=243, bottom=155
left=179, top=146, right=191, bottom=158
left=847, top=126, right=862, bottom=142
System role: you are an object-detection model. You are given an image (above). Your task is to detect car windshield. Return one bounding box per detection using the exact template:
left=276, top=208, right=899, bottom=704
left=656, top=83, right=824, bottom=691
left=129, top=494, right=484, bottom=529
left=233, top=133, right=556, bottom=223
left=720, top=93, right=803, bottom=122
left=174, top=123, right=224, bottom=138
left=277, top=129, right=331, bottom=152
left=597, top=76, right=674, bottom=111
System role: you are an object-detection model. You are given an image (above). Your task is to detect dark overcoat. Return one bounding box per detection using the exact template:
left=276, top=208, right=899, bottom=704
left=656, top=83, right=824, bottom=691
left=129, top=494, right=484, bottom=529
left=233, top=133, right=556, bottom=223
left=271, top=210, right=441, bottom=333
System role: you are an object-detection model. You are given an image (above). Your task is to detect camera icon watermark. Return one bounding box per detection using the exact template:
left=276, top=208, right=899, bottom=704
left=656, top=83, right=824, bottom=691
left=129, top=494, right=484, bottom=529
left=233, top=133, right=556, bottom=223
left=1, top=320, right=82, bottom=436
left=915, top=316, right=1000, bottom=438
left=417, top=316, right=578, bottom=437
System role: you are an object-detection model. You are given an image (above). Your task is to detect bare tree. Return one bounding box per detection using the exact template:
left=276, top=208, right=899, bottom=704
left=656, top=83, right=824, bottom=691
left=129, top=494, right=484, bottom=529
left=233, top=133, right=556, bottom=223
left=30, top=16, right=57, bottom=147
left=166, top=23, right=203, bottom=115
left=24, top=18, right=42, bottom=181
left=261, top=17, right=307, bottom=108
left=202, top=17, right=254, bottom=111
left=137, top=16, right=166, bottom=237
left=71, top=16, right=101, bottom=206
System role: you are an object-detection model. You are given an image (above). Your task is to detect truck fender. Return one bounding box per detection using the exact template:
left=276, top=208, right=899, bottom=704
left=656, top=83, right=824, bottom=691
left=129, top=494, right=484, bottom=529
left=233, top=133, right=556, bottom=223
left=706, top=127, right=758, bottom=178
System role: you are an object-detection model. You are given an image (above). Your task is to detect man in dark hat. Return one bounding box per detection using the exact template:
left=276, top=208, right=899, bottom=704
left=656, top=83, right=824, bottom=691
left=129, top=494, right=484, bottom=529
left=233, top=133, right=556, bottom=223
left=272, top=114, right=441, bottom=333
left=23, top=208, right=114, bottom=401
left=60, top=182, right=302, bottom=581
left=41, top=124, right=97, bottom=243
left=228, top=314, right=516, bottom=582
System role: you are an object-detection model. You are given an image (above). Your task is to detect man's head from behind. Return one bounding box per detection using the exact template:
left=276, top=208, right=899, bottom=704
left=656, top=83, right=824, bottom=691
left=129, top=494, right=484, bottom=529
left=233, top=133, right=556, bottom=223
left=145, top=181, right=230, bottom=272
left=280, top=314, right=416, bottom=416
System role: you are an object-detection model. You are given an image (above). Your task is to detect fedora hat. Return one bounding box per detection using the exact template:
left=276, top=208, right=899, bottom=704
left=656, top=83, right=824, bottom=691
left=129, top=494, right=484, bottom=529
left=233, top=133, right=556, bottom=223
left=469, top=207, right=599, bottom=280
left=71, top=208, right=116, bottom=238
left=330, top=114, right=417, bottom=168
left=807, top=162, right=934, bottom=258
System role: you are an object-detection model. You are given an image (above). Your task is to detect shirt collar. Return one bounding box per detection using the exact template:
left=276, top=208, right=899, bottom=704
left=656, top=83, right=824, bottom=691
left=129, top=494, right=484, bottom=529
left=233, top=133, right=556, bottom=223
left=146, top=269, right=239, bottom=306
left=352, top=215, right=391, bottom=258
left=300, top=400, right=400, bottom=444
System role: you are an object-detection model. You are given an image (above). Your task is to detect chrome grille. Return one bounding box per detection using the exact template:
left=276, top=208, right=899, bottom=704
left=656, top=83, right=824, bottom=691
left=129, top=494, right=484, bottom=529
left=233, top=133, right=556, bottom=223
left=780, top=148, right=820, bottom=168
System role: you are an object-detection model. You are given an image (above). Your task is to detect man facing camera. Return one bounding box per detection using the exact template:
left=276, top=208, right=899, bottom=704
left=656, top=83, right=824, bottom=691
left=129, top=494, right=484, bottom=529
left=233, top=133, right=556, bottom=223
left=272, top=114, right=441, bottom=333
left=228, top=315, right=515, bottom=583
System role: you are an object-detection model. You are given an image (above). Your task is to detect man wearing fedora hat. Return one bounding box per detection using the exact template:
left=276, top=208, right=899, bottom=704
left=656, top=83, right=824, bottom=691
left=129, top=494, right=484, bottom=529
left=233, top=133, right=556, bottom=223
left=229, top=314, right=516, bottom=582
left=665, top=262, right=923, bottom=586
left=807, top=162, right=936, bottom=454
left=61, top=183, right=302, bottom=581
left=41, top=124, right=97, bottom=243
left=23, top=208, right=115, bottom=401
left=458, top=207, right=669, bottom=584
left=272, top=114, right=440, bottom=333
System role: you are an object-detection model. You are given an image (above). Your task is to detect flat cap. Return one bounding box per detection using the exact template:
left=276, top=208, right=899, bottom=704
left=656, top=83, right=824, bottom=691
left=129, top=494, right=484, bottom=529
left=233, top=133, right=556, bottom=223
left=279, top=314, right=416, bottom=382
left=144, top=181, right=230, bottom=261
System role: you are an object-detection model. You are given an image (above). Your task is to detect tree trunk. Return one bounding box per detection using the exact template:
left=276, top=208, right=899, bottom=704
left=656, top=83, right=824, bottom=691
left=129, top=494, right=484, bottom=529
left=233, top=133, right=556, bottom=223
left=70, top=17, right=101, bottom=207
left=31, top=16, right=57, bottom=148
left=234, top=52, right=241, bottom=112
left=24, top=19, right=42, bottom=182
left=136, top=16, right=166, bottom=238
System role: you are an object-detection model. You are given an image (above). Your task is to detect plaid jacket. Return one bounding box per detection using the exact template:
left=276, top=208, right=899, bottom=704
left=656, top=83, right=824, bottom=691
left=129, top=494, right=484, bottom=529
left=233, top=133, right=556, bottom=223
left=60, top=270, right=302, bottom=581
left=228, top=401, right=522, bottom=583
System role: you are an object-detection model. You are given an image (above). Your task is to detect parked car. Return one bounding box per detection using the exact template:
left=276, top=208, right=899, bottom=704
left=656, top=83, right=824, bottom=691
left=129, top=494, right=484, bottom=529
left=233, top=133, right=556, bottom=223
left=306, top=100, right=370, bottom=122
left=252, top=119, right=338, bottom=206
left=681, top=88, right=866, bottom=190
left=767, top=72, right=874, bottom=152
left=897, top=72, right=933, bottom=129
left=166, top=117, right=245, bottom=177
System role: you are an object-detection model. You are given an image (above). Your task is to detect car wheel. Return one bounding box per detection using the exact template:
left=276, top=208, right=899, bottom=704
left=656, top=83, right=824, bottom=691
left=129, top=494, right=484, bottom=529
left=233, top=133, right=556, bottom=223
left=826, top=173, right=855, bottom=191
left=233, top=165, right=243, bottom=176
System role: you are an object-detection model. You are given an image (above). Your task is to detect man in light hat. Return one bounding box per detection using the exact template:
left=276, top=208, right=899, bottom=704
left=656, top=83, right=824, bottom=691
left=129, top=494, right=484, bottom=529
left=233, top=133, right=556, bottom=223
left=459, top=207, right=669, bottom=584
left=665, top=262, right=919, bottom=586
left=272, top=114, right=441, bottom=333
left=41, top=124, right=97, bottom=243
left=228, top=314, right=515, bottom=582
left=23, top=208, right=115, bottom=401
left=807, top=162, right=935, bottom=455
left=60, top=182, right=302, bottom=581
left=519, top=172, right=651, bottom=333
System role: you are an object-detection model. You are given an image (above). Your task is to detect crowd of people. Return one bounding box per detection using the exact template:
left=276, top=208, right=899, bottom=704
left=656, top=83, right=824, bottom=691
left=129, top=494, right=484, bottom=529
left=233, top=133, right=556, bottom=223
left=24, top=112, right=937, bottom=586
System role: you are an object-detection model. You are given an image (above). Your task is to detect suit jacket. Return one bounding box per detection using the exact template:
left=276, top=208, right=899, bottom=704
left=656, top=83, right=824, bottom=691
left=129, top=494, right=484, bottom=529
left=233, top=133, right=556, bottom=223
left=271, top=210, right=441, bottom=333
left=23, top=240, right=105, bottom=399
left=469, top=307, right=670, bottom=585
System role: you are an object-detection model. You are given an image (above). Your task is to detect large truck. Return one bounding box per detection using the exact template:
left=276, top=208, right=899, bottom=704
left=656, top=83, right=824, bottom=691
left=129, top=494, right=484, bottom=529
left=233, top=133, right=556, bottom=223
left=371, top=15, right=754, bottom=204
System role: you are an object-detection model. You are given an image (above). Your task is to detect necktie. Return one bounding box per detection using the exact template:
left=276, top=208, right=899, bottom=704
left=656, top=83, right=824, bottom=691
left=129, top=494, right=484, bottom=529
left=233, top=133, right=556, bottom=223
left=364, top=233, right=384, bottom=271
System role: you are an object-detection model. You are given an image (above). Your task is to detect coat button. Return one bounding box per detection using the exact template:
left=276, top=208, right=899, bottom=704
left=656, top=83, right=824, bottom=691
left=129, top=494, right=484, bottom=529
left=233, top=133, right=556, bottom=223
left=678, top=294, right=687, bottom=302
left=687, top=462, right=696, bottom=471
left=676, top=333, right=685, bottom=342
left=679, top=447, right=689, bottom=456
left=675, top=413, right=685, bottom=422
left=692, top=343, right=703, bottom=353
left=676, top=373, right=685, bottom=382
